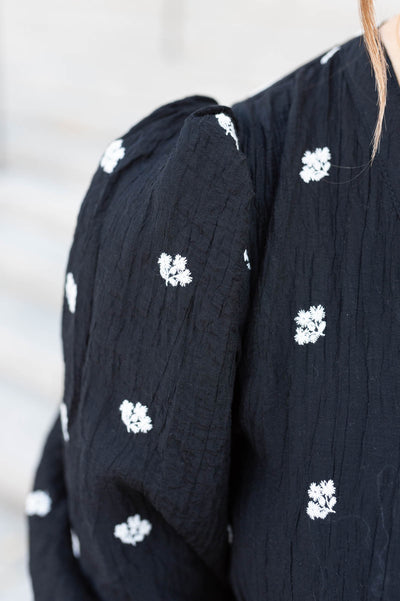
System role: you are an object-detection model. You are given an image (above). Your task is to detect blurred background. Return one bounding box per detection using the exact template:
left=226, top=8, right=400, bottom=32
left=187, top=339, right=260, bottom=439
left=0, top=0, right=398, bottom=598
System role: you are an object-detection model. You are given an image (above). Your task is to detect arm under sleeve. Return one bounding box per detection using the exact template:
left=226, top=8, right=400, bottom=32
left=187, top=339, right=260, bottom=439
left=27, top=412, right=99, bottom=600
left=27, top=98, right=256, bottom=601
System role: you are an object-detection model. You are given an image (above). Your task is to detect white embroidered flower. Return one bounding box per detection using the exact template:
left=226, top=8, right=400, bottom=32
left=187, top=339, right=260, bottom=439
left=320, top=45, right=341, bottom=64
left=294, top=304, right=326, bottom=345
left=60, top=402, right=70, bottom=442
left=65, top=272, right=77, bottom=314
left=227, top=523, right=234, bottom=544
left=114, top=513, right=152, bottom=546
left=158, top=252, right=192, bottom=287
left=70, top=529, right=81, bottom=558
left=119, top=399, right=153, bottom=434
left=215, top=113, right=239, bottom=150
left=308, top=304, right=325, bottom=324
left=25, top=490, right=52, bottom=517
left=306, top=479, right=337, bottom=520
left=243, top=248, right=251, bottom=270
left=299, top=146, right=331, bottom=183
left=294, top=327, right=309, bottom=346
left=294, top=309, right=310, bottom=328
left=307, top=481, right=322, bottom=502
left=100, top=138, right=125, bottom=173
left=320, top=479, right=336, bottom=498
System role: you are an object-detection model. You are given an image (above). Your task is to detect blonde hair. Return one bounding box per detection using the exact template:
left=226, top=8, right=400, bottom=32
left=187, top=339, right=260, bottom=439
left=359, top=0, right=389, bottom=163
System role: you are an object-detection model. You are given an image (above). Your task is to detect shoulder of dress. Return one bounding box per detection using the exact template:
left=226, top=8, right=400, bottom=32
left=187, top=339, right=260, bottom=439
left=229, top=35, right=358, bottom=189
left=94, top=94, right=250, bottom=180
left=230, top=32, right=357, bottom=137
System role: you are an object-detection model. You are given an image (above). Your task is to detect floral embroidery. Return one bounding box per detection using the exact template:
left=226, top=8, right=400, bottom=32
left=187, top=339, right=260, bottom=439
left=60, top=402, right=70, bottom=442
left=114, top=514, right=152, bottom=546
left=100, top=138, right=125, bottom=173
left=320, top=45, right=341, bottom=64
left=294, top=304, right=326, bottom=345
left=25, top=490, right=52, bottom=517
left=306, top=479, right=337, bottom=520
left=299, top=146, right=331, bottom=183
left=243, top=248, right=251, bottom=270
left=65, top=272, right=77, bottom=314
left=71, top=529, right=81, bottom=558
left=227, top=523, right=234, bottom=544
left=215, top=113, right=239, bottom=150
left=119, top=399, right=153, bottom=434
left=158, top=252, right=192, bottom=287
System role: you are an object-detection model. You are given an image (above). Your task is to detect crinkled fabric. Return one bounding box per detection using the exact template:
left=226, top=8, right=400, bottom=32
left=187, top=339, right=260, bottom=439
left=27, top=30, right=400, bottom=601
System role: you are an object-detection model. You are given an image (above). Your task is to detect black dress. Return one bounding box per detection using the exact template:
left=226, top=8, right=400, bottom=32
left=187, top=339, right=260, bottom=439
left=27, top=30, right=400, bottom=600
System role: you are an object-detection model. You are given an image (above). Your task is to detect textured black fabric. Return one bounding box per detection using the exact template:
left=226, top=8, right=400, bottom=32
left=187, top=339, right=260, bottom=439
left=27, top=30, right=400, bottom=600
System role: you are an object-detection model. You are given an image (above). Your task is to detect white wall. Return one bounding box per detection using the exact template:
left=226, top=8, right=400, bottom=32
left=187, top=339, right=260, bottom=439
left=0, top=1, right=398, bottom=599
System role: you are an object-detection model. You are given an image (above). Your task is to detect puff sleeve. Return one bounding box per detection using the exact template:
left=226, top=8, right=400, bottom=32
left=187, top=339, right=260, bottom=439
left=27, top=97, right=256, bottom=601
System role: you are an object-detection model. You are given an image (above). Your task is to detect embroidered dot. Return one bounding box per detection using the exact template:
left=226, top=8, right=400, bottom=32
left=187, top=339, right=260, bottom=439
left=215, top=113, right=239, bottom=150
left=25, top=490, right=52, bottom=517
left=114, top=514, right=152, bottom=546
left=119, top=400, right=153, bottom=434
left=158, top=252, right=192, bottom=287
left=320, top=45, right=341, bottom=64
left=294, top=304, right=326, bottom=345
left=65, top=272, right=77, bottom=314
left=306, top=479, right=337, bottom=520
left=70, top=529, right=81, bottom=558
left=243, top=248, right=251, bottom=270
left=299, top=146, right=331, bottom=183
left=100, top=138, right=125, bottom=173
left=227, top=523, right=233, bottom=544
left=60, top=402, right=70, bottom=442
